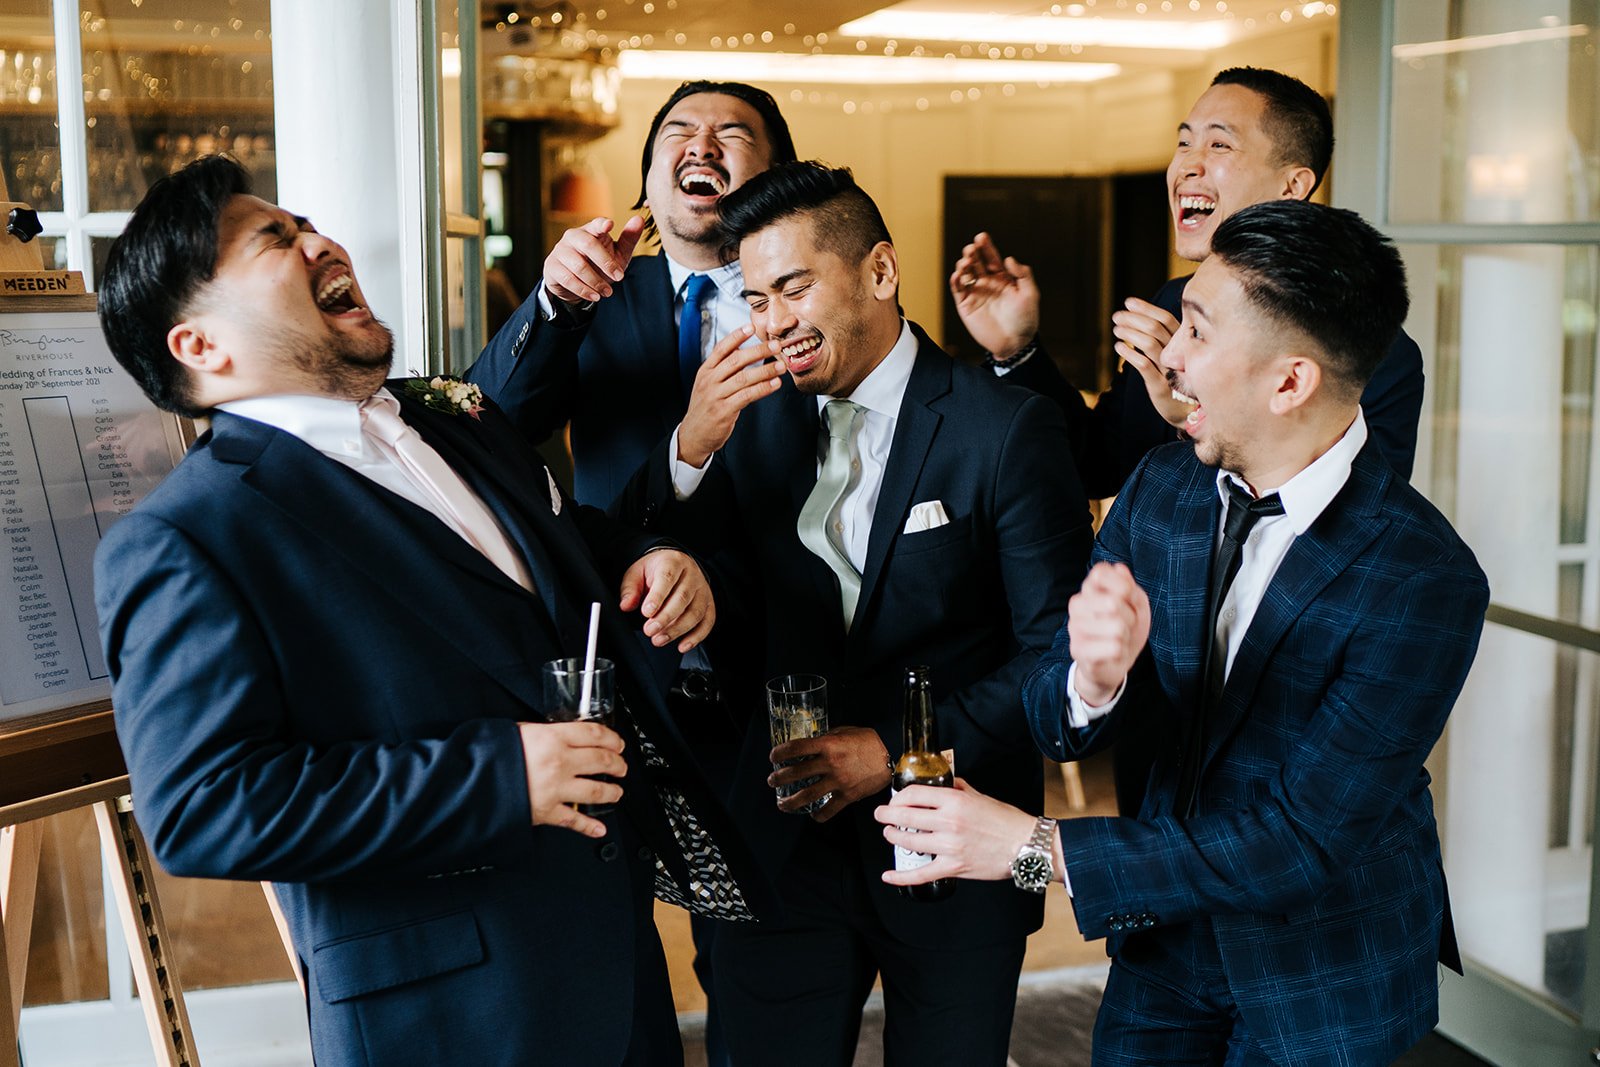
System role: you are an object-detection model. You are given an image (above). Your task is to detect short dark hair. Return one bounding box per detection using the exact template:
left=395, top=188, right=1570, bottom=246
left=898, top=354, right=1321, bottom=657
left=1211, top=67, right=1334, bottom=195
left=1209, top=200, right=1408, bottom=394
left=715, top=161, right=892, bottom=267
left=98, top=155, right=250, bottom=416
left=632, top=80, right=797, bottom=237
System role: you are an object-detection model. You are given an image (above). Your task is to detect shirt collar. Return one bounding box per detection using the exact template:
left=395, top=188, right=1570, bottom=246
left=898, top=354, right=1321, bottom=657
left=1216, top=408, right=1368, bottom=536
left=816, top=319, right=918, bottom=421
left=664, top=252, right=743, bottom=302
left=217, top=389, right=389, bottom=458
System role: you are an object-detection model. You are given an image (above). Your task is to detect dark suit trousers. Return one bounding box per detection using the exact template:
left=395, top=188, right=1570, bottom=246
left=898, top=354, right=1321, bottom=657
left=711, top=826, right=1027, bottom=1067
left=1091, top=921, right=1278, bottom=1067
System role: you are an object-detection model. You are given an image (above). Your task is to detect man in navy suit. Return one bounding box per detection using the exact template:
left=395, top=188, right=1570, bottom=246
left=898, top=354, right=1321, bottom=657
left=950, top=66, right=1425, bottom=495
left=92, top=156, right=771, bottom=1065
left=881, top=200, right=1488, bottom=1066
left=472, top=79, right=795, bottom=510
left=625, top=161, right=1093, bottom=1064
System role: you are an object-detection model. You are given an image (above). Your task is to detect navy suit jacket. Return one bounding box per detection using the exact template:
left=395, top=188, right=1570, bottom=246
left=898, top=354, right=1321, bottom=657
left=473, top=253, right=682, bottom=509
left=94, top=386, right=771, bottom=1066
left=1023, top=436, right=1488, bottom=1066
left=622, top=328, right=1095, bottom=950
left=1008, top=274, right=1426, bottom=497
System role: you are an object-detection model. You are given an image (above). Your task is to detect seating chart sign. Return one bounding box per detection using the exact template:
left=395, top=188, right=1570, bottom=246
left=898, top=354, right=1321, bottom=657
left=0, top=310, right=187, bottom=725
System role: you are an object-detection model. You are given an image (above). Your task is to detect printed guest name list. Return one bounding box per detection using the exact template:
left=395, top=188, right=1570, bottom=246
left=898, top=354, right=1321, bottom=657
left=0, top=312, right=185, bottom=723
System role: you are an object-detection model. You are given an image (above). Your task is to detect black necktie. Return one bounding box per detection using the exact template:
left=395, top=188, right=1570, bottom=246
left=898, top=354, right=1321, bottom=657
left=1173, top=479, right=1285, bottom=818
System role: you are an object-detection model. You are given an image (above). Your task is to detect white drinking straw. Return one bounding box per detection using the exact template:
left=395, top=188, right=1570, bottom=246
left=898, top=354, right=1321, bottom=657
left=577, top=601, right=601, bottom=718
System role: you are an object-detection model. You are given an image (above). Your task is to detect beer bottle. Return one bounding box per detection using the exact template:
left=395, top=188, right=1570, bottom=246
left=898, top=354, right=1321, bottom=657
left=891, top=665, right=955, bottom=902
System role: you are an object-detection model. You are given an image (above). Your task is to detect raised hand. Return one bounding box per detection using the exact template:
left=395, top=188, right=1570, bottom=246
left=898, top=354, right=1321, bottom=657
left=518, top=720, right=628, bottom=838
left=544, top=215, right=647, bottom=305
left=948, top=231, right=1040, bottom=361
left=1067, top=562, right=1152, bottom=706
left=1111, top=297, right=1193, bottom=428
left=618, top=549, right=716, bottom=652
left=769, top=725, right=891, bottom=823
left=676, top=324, right=785, bottom=468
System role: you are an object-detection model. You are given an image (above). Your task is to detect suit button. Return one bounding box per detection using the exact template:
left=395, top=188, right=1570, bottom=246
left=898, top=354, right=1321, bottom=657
left=1142, top=914, right=1156, bottom=927
left=598, top=842, right=620, bottom=862
left=637, top=846, right=653, bottom=862
left=1108, top=917, right=1123, bottom=932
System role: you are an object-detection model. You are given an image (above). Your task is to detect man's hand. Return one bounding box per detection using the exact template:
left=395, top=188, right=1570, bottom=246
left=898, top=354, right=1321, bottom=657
left=948, top=231, right=1039, bottom=361
left=619, top=549, right=715, bottom=651
left=518, top=721, right=628, bottom=838
left=1068, top=562, right=1151, bottom=706
left=1110, top=297, right=1192, bottom=428
left=544, top=215, right=647, bottom=305
left=874, top=778, right=1036, bottom=884
left=769, top=726, right=890, bottom=822
left=676, top=325, right=785, bottom=468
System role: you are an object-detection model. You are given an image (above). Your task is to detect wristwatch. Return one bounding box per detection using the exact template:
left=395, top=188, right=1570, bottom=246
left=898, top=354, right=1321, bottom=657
left=1011, top=816, right=1057, bottom=893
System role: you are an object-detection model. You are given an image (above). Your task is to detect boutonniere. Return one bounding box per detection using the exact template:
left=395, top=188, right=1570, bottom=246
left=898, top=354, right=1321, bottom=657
left=405, top=375, right=485, bottom=419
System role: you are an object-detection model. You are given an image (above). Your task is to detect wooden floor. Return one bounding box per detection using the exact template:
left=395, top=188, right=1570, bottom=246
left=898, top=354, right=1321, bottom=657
left=656, top=752, right=1118, bottom=1012
left=20, top=754, right=1116, bottom=1011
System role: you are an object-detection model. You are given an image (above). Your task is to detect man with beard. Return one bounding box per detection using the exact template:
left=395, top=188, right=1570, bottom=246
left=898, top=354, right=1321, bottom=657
left=469, top=82, right=795, bottom=1062
left=624, top=161, right=1093, bottom=1064
left=880, top=201, right=1486, bottom=1067
left=473, top=79, right=796, bottom=509
left=92, top=155, right=774, bottom=1065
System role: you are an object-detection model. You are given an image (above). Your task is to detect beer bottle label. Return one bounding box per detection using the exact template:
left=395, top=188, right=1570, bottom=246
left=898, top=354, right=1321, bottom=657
left=894, top=836, right=934, bottom=872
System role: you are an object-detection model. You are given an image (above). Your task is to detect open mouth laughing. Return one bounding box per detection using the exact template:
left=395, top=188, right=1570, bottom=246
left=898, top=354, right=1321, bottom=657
left=1176, top=193, right=1217, bottom=231
left=312, top=263, right=366, bottom=319
left=1169, top=380, right=1203, bottom=431
left=677, top=166, right=729, bottom=202
left=778, top=332, right=823, bottom=375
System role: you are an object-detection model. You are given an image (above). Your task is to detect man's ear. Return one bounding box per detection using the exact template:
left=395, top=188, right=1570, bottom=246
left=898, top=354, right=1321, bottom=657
left=867, top=241, right=898, bottom=301
left=1268, top=353, right=1321, bottom=415
left=166, top=318, right=229, bottom=375
left=1282, top=166, right=1317, bottom=202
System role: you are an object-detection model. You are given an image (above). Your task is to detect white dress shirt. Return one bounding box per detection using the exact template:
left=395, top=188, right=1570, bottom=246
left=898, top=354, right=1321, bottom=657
left=1064, top=410, right=1370, bottom=726
left=217, top=389, right=528, bottom=573
left=669, top=320, right=919, bottom=575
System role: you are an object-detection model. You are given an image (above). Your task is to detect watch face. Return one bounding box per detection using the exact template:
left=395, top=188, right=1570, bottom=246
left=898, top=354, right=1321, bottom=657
left=1013, top=851, right=1052, bottom=888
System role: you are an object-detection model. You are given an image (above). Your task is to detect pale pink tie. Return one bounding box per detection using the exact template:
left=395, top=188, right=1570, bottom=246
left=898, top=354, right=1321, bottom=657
left=360, top=394, right=535, bottom=593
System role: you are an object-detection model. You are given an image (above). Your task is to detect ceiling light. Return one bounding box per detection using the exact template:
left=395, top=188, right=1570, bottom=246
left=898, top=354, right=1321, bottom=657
left=1391, top=23, right=1588, bottom=59
left=839, top=8, right=1232, bottom=50
left=616, top=50, right=1120, bottom=83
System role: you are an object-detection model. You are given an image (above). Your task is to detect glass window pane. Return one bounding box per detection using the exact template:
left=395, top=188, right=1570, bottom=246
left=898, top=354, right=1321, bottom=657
left=1389, top=1, right=1600, bottom=225
left=0, top=1, right=63, bottom=211
left=79, top=1, right=276, bottom=213
left=438, top=0, right=464, bottom=216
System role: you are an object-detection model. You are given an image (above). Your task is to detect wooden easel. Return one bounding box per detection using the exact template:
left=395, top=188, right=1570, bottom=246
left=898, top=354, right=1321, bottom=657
left=0, top=172, right=200, bottom=1066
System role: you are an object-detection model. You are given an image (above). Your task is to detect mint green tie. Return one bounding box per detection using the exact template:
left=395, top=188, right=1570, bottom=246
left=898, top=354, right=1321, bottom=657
left=798, top=399, right=866, bottom=631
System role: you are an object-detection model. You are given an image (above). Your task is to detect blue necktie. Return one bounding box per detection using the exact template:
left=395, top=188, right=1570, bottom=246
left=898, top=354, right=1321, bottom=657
left=678, top=273, right=716, bottom=404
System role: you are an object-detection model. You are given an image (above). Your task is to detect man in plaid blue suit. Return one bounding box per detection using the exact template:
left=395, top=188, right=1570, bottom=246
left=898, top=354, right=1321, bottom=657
left=878, top=199, right=1488, bottom=1065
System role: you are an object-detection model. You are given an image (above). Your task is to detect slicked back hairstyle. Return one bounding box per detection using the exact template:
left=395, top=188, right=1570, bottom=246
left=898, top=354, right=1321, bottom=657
left=1211, top=66, right=1334, bottom=195
left=1209, top=200, right=1408, bottom=396
left=715, top=161, right=892, bottom=268
left=632, top=80, right=797, bottom=239
left=98, top=155, right=251, bottom=416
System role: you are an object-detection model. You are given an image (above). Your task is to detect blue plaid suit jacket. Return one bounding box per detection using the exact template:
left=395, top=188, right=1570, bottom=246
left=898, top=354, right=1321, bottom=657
left=1024, top=436, right=1488, bottom=1067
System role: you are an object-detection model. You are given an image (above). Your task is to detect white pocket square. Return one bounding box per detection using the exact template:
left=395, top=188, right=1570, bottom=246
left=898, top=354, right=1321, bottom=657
left=903, top=500, right=950, bottom=534
left=547, top=470, right=563, bottom=515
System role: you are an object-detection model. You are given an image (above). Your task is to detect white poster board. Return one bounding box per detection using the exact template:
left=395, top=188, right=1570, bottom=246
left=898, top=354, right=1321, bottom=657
left=0, top=310, right=187, bottom=724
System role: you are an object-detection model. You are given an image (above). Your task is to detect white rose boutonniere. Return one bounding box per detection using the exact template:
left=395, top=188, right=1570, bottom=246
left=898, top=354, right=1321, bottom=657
left=405, top=375, right=485, bottom=420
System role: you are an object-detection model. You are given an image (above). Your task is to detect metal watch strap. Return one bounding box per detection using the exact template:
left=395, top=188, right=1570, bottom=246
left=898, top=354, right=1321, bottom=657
left=1028, top=816, right=1057, bottom=853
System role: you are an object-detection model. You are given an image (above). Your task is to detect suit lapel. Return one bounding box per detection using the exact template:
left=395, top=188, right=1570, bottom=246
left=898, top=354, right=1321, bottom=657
left=213, top=412, right=547, bottom=711
left=623, top=254, right=682, bottom=433
left=394, top=389, right=583, bottom=639
left=851, top=341, right=949, bottom=635
left=1199, top=445, right=1393, bottom=778
left=1161, top=463, right=1223, bottom=715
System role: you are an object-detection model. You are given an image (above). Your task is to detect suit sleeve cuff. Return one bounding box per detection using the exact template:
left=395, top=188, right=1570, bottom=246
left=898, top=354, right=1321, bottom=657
left=1065, top=662, right=1124, bottom=728
left=669, top=424, right=712, bottom=501
left=537, top=282, right=596, bottom=325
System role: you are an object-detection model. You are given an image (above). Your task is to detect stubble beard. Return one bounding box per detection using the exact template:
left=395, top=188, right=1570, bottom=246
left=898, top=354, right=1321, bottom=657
left=279, top=317, right=396, bottom=400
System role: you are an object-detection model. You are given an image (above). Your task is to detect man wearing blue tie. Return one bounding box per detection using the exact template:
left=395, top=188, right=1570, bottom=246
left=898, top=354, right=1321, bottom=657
left=880, top=200, right=1489, bottom=1066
